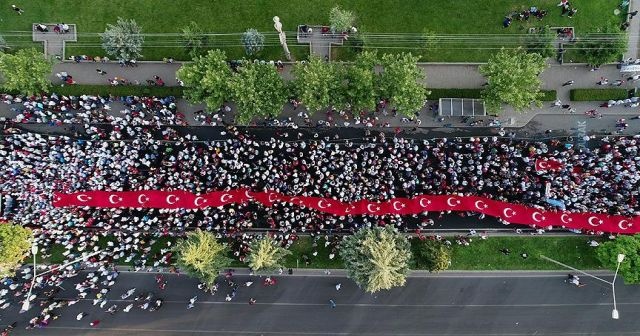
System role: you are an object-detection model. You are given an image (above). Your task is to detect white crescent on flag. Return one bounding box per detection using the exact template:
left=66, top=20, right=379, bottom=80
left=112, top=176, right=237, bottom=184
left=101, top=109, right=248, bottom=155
left=194, top=196, right=206, bottom=207
left=532, top=212, right=544, bottom=222
left=220, top=194, right=233, bottom=202
left=419, top=198, right=431, bottom=208
left=138, top=194, right=149, bottom=204
left=77, top=194, right=91, bottom=202
left=503, top=208, right=516, bottom=218
left=367, top=204, right=378, bottom=213
left=166, top=195, right=179, bottom=205
left=318, top=200, right=330, bottom=209
left=109, top=194, right=121, bottom=205
left=618, top=219, right=632, bottom=230
left=474, top=200, right=488, bottom=210
left=588, top=216, right=603, bottom=227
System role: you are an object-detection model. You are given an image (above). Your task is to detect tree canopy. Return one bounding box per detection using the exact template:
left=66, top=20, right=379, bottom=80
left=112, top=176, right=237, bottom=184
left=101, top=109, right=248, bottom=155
left=340, top=225, right=412, bottom=293
left=0, top=48, right=52, bottom=95
left=329, top=6, right=356, bottom=33
left=379, top=52, right=426, bottom=116
left=292, top=56, right=344, bottom=114
left=229, top=61, right=287, bottom=124
left=177, top=49, right=232, bottom=110
left=596, top=235, right=640, bottom=284
left=578, top=22, right=628, bottom=67
left=246, top=235, right=291, bottom=273
left=524, top=26, right=555, bottom=59
left=174, top=229, right=231, bottom=288
left=101, top=17, right=144, bottom=61
left=479, top=47, right=548, bottom=113
left=242, top=29, right=265, bottom=56
left=345, top=51, right=379, bottom=114
left=0, top=223, right=33, bottom=278
left=181, top=21, right=208, bottom=58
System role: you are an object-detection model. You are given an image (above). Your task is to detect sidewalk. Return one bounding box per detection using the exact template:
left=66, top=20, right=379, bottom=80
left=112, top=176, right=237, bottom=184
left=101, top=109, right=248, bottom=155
left=110, top=266, right=614, bottom=278
left=48, top=61, right=639, bottom=129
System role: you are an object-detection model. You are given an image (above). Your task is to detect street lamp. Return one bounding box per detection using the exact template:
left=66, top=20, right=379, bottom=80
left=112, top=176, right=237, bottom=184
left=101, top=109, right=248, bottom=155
left=273, top=16, right=292, bottom=61
left=20, top=248, right=103, bottom=313
left=611, top=253, right=625, bottom=320
left=541, top=254, right=625, bottom=320
left=20, top=244, right=38, bottom=312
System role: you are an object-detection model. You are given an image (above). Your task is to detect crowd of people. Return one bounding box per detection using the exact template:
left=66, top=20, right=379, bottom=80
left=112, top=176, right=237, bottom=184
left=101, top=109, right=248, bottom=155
left=2, top=94, right=640, bottom=330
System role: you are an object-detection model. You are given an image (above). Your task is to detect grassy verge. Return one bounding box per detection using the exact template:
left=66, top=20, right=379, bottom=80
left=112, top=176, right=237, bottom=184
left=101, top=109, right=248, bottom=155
left=570, top=88, right=630, bottom=101
left=0, top=0, right=621, bottom=62
left=48, top=235, right=601, bottom=271
left=427, top=89, right=556, bottom=101
left=46, top=84, right=184, bottom=97
left=446, top=236, right=602, bottom=270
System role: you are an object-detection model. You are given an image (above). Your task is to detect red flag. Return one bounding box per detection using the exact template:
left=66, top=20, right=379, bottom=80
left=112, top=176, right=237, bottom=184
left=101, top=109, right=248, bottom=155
left=535, top=158, right=564, bottom=172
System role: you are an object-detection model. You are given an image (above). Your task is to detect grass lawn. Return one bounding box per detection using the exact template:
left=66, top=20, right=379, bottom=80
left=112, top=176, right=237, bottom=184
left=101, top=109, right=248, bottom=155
left=0, top=0, right=623, bottom=62
left=44, top=235, right=602, bottom=271
left=447, top=236, right=603, bottom=270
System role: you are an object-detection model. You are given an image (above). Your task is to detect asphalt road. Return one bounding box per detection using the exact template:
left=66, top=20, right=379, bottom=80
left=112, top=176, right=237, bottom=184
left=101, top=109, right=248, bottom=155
left=2, top=271, right=639, bottom=336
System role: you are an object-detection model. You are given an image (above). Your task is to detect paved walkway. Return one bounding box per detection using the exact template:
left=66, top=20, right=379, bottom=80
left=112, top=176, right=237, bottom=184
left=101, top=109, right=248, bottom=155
left=32, top=23, right=77, bottom=59
left=49, top=61, right=640, bottom=129
left=296, top=26, right=345, bottom=60
left=625, top=0, right=640, bottom=60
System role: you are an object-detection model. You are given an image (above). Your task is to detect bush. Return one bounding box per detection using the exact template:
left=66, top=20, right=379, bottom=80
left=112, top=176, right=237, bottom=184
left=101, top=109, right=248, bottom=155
left=427, top=88, right=556, bottom=101
left=413, top=240, right=451, bottom=273
left=46, top=85, right=184, bottom=97
left=570, top=88, right=629, bottom=101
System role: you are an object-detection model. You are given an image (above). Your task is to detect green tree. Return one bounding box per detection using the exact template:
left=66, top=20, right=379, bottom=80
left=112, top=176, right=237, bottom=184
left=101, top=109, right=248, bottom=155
left=242, top=29, right=265, bottom=56
left=292, top=56, right=344, bottom=113
left=421, top=28, right=438, bottom=60
left=578, top=22, right=628, bottom=67
left=0, top=223, right=33, bottom=278
left=174, top=229, right=231, bottom=289
left=379, top=52, right=426, bottom=116
left=101, top=17, right=144, bottom=61
left=479, top=47, right=547, bottom=113
left=524, top=26, right=555, bottom=59
left=416, top=240, right=451, bottom=273
left=340, top=225, right=412, bottom=293
left=181, top=21, right=208, bottom=58
left=596, top=235, right=640, bottom=284
left=246, top=235, right=291, bottom=274
left=345, top=51, right=379, bottom=114
left=0, top=48, right=52, bottom=95
left=229, top=61, right=287, bottom=124
left=177, top=49, right=232, bottom=110
left=329, top=6, right=356, bottom=33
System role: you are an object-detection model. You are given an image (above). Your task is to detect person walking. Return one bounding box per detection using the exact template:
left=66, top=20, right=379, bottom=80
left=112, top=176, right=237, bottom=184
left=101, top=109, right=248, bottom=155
left=329, top=299, right=336, bottom=308
left=562, top=80, right=575, bottom=86
left=11, top=5, right=24, bottom=15
left=335, top=283, right=341, bottom=291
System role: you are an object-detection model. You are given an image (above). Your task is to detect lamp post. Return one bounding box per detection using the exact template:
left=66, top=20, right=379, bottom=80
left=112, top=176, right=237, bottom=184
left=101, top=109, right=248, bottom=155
left=20, top=248, right=103, bottom=313
left=541, top=254, right=626, bottom=320
left=273, top=16, right=292, bottom=61
left=20, top=244, right=38, bottom=313
left=611, top=253, right=625, bottom=319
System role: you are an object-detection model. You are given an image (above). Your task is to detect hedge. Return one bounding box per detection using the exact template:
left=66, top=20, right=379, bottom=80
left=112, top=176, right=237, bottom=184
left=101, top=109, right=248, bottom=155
left=570, top=89, right=629, bottom=101
left=45, top=85, right=184, bottom=97
left=427, top=88, right=556, bottom=101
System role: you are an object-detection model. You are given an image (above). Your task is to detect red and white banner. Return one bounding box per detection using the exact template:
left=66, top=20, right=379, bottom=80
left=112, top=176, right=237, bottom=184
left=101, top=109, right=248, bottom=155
left=52, top=190, right=638, bottom=234
left=535, top=158, right=564, bottom=172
